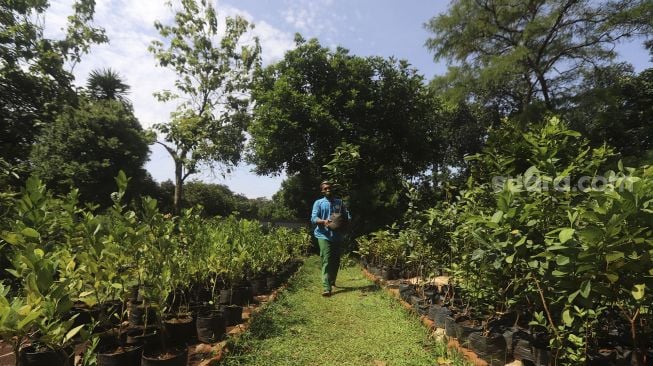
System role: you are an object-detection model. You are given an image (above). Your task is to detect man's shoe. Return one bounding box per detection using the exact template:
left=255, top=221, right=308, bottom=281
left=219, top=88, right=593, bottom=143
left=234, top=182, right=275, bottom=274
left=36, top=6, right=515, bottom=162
left=321, top=291, right=331, bottom=297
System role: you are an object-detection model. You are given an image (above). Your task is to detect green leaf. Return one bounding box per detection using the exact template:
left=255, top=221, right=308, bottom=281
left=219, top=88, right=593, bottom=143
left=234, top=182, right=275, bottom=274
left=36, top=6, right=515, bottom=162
left=64, top=324, right=86, bottom=344
left=605, top=272, right=619, bottom=283
left=505, top=252, right=515, bottom=264
left=559, top=228, right=575, bottom=243
left=568, top=290, right=580, bottom=303
left=491, top=211, right=503, bottom=223
left=21, top=228, right=40, bottom=238
left=606, top=251, right=625, bottom=264
left=1, top=233, right=22, bottom=245
left=632, top=284, right=645, bottom=300
left=6, top=269, right=20, bottom=278
left=580, top=281, right=591, bottom=298
left=523, top=166, right=539, bottom=187
left=577, top=227, right=602, bottom=243
left=17, top=309, right=42, bottom=329
left=556, top=255, right=570, bottom=265
left=562, top=309, right=574, bottom=327
left=547, top=245, right=567, bottom=251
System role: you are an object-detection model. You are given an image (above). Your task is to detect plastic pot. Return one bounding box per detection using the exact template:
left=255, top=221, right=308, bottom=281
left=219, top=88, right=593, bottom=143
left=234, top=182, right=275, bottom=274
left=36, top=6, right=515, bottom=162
left=433, top=306, right=452, bottom=329
left=454, top=318, right=482, bottom=345
left=20, top=345, right=73, bottom=366
left=468, top=332, right=507, bottom=366
left=416, top=303, right=430, bottom=316
left=409, top=295, right=424, bottom=308
left=427, top=304, right=440, bottom=322
left=164, top=315, right=194, bottom=346
left=141, top=347, right=188, bottom=366
left=220, top=305, right=243, bottom=326
left=399, top=283, right=416, bottom=302
left=444, top=316, right=457, bottom=338
left=266, top=274, right=281, bottom=290
left=65, top=303, right=96, bottom=328
left=250, top=277, right=268, bottom=296
left=196, top=309, right=226, bottom=343
left=125, top=326, right=161, bottom=353
left=97, top=345, right=143, bottom=366
left=512, top=338, right=549, bottom=366
left=422, top=288, right=438, bottom=304
left=219, top=286, right=251, bottom=306
left=369, top=266, right=382, bottom=277
left=381, top=267, right=399, bottom=280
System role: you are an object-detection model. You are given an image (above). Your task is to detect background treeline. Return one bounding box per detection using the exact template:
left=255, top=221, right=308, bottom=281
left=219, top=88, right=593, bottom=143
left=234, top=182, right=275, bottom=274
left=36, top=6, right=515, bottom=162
left=153, top=180, right=296, bottom=222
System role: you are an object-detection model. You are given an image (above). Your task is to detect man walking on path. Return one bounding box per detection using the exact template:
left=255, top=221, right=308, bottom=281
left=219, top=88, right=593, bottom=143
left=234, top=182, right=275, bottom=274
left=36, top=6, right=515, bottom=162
left=311, top=180, right=351, bottom=297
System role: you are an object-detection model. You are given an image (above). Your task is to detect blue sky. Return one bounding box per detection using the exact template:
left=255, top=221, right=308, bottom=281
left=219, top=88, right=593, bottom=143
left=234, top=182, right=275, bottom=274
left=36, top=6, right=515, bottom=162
left=46, top=0, right=651, bottom=198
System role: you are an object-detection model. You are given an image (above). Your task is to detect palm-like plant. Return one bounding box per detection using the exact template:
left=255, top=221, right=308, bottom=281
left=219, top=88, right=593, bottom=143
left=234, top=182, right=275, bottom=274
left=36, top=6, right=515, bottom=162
left=86, top=68, right=131, bottom=103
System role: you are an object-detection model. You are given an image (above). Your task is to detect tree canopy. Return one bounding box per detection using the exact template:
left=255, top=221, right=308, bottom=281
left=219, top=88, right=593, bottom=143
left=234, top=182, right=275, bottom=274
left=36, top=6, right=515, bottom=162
left=565, top=65, right=653, bottom=164
left=30, top=97, right=151, bottom=207
left=248, top=36, right=445, bottom=232
left=0, top=0, right=107, bottom=179
left=425, top=0, right=653, bottom=115
left=86, top=68, right=131, bottom=104
left=149, top=0, right=261, bottom=214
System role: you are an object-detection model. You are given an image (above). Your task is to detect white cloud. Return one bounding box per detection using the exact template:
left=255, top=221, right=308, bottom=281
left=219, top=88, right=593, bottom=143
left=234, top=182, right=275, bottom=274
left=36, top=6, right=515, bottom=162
left=213, top=4, right=296, bottom=65
left=254, top=20, right=296, bottom=64
left=281, top=0, right=339, bottom=37
left=46, top=0, right=296, bottom=129
left=117, top=0, right=174, bottom=28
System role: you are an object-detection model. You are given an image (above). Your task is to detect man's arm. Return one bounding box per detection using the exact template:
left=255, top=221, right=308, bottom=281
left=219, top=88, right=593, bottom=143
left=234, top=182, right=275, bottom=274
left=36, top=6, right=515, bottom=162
left=311, top=200, right=327, bottom=226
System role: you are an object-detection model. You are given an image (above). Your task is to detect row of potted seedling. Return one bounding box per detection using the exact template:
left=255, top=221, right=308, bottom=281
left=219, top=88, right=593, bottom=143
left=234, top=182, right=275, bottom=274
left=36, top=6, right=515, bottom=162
left=357, top=118, right=653, bottom=365
left=0, top=173, right=310, bottom=366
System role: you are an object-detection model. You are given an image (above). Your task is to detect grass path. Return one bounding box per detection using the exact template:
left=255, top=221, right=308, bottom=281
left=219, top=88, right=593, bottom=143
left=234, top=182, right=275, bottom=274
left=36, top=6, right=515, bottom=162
left=220, top=256, right=464, bottom=366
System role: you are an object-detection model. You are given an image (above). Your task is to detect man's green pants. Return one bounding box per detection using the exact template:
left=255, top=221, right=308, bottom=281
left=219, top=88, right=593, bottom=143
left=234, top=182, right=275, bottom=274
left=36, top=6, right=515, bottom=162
left=318, top=238, right=340, bottom=292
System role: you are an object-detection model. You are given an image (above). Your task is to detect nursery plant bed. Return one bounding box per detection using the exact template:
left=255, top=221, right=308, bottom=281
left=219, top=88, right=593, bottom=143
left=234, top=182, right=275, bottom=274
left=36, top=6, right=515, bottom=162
left=363, top=265, right=508, bottom=366
left=185, top=261, right=299, bottom=366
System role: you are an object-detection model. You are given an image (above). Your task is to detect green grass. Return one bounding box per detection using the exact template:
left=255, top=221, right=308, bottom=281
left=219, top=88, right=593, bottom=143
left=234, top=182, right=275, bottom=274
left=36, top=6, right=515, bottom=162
left=220, top=256, right=471, bottom=366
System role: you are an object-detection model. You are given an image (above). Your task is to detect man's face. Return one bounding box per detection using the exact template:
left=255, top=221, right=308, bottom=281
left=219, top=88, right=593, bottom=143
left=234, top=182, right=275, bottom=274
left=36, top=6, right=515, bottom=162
left=321, top=184, right=332, bottom=198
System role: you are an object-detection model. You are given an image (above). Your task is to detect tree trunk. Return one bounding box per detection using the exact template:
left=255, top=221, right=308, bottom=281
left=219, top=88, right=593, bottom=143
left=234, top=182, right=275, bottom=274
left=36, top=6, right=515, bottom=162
left=174, top=159, right=183, bottom=216
left=534, top=69, right=552, bottom=109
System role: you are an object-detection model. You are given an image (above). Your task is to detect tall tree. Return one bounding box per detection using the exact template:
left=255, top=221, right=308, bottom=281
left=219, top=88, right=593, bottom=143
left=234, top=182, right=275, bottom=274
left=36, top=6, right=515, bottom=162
left=86, top=68, right=131, bottom=104
left=148, top=0, right=261, bottom=215
left=182, top=180, right=236, bottom=217
left=425, top=0, right=652, bottom=115
left=566, top=65, right=653, bottom=164
left=248, top=36, right=444, bottom=233
left=30, top=97, right=152, bottom=207
left=0, top=0, right=107, bottom=179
